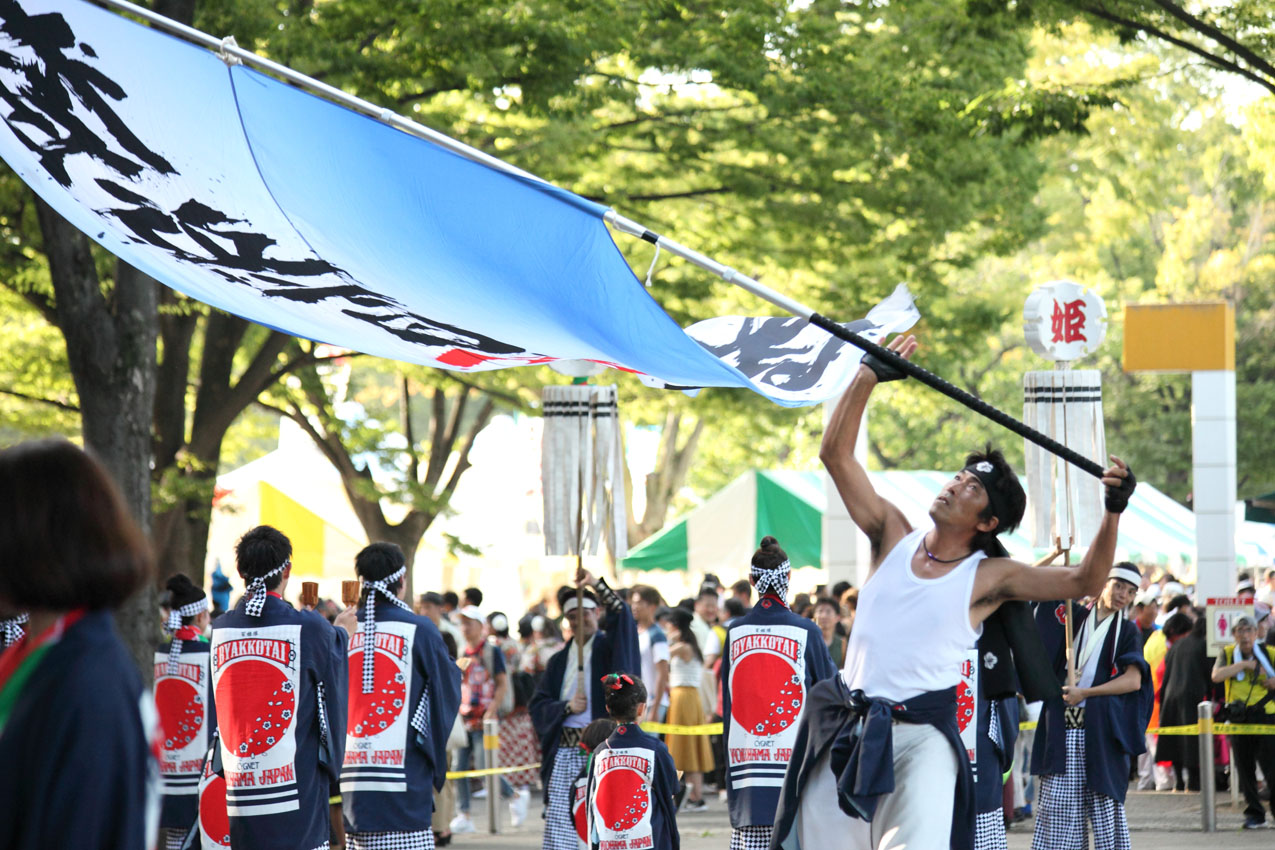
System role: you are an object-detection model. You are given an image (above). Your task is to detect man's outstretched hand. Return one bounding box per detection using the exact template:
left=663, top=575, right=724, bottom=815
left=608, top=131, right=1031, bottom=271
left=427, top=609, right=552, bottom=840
left=1102, top=455, right=1136, bottom=514
left=861, top=333, right=918, bottom=383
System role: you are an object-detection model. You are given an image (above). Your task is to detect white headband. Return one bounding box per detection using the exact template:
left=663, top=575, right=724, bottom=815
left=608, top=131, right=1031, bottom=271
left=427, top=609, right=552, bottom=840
left=1109, top=564, right=1142, bottom=590
left=561, top=596, right=598, bottom=614
left=165, top=597, right=209, bottom=676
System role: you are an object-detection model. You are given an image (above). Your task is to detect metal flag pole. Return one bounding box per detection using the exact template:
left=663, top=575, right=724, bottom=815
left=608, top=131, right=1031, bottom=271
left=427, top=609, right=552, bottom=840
left=90, top=0, right=1105, bottom=481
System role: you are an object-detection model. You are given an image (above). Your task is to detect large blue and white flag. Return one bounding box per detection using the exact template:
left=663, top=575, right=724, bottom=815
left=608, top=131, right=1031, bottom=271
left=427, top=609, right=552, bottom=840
left=0, top=0, right=918, bottom=406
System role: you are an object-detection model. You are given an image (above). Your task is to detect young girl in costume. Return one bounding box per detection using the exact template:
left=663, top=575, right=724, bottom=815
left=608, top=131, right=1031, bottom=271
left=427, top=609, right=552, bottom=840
left=571, top=718, right=618, bottom=847
left=155, top=573, right=216, bottom=850
left=586, top=674, right=680, bottom=850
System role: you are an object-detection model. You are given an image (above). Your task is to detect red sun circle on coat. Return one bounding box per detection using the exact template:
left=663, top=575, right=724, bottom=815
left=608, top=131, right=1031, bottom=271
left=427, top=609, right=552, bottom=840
left=200, top=771, right=231, bottom=848
left=215, top=661, right=296, bottom=758
left=730, top=652, right=803, bottom=737
left=155, top=678, right=204, bottom=751
left=572, top=779, right=590, bottom=842
left=956, top=679, right=975, bottom=733
left=347, top=650, right=407, bottom=737
left=595, top=768, right=649, bottom=833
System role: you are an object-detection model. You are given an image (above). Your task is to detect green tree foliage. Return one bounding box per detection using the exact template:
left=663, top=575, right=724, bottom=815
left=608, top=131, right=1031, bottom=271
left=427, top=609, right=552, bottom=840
left=870, top=22, right=1275, bottom=507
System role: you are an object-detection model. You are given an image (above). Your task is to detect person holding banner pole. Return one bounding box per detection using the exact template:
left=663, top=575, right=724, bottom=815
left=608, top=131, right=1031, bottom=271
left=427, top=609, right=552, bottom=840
left=769, top=333, right=1135, bottom=850
left=530, top=568, right=640, bottom=850
left=1030, top=564, right=1152, bottom=850
left=723, top=537, right=836, bottom=850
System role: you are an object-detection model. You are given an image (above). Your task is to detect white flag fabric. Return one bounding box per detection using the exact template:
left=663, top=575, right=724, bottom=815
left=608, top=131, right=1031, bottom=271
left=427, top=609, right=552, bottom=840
left=0, top=0, right=918, bottom=406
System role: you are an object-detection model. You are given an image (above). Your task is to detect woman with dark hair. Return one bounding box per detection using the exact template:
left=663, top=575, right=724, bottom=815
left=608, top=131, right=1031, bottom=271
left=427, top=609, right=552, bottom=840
left=1158, top=614, right=1212, bottom=792
left=587, top=674, right=680, bottom=850
left=339, top=541, right=462, bottom=850
left=0, top=439, right=156, bottom=850
left=155, top=573, right=215, bottom=850
left=659, top=606, right=714, bottom=811
left=721, top=535, right=836, bottom=850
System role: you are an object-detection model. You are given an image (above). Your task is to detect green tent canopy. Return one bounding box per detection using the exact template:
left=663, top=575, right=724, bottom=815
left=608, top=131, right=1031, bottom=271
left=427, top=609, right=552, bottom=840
left=620, top=470, right=822, bottom=572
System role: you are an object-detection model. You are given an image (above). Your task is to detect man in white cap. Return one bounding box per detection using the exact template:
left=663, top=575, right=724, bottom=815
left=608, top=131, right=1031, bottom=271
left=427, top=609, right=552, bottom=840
left=530, top=568, right=640, bottom=850
left=1031, top=562, right=1153, bottom=850
left=450, top=604, right=514, bottom=833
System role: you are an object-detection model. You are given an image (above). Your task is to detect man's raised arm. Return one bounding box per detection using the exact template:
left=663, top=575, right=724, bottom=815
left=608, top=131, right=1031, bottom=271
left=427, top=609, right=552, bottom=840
left=996, top=456, right=1137, bottom=602
left=819, top=334, right=916, bottom=559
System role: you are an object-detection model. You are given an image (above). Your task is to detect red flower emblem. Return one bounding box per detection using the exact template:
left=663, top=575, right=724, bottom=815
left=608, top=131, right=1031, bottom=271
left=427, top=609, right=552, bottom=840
left=731, top=653, right=803, bottom=737
left=1055, top=603, right=1067, bottom=625
left=347, top=650, right=407, bottom=737
left=199, top=771, right=231, bottom=848
left=595, top=767, right=649, bottom=833
left=572, top=778, right=589, bottom=842
left=956, top=680, right=976, bottom=733
left=216, top=661, right=296, bottom=758
left=155, top=678, right=204, bottom=751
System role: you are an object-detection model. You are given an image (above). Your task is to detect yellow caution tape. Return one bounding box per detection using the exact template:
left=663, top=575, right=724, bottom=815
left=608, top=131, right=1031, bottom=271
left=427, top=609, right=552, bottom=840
left=1019, top=721, right=1038, bottom=731
left=644, top=721, right=724, bottom=736
left=1015, top=720, right=1275, bottom=735
left=446, top=762, right=540, bottom=779
left=1149, top=723, right=1275, bottom=735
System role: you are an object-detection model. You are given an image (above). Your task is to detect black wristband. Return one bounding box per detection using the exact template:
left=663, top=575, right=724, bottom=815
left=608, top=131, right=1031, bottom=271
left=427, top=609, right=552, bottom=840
left=862, top=352, right=907, bottom=383
left=1104, top=466, right=1137, bottom=514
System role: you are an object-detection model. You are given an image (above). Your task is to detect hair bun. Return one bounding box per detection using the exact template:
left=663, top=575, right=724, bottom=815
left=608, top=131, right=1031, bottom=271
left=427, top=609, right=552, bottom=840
left=166, top=573, right=196, bottom=593
left=759, top=535, right=779, bottom=548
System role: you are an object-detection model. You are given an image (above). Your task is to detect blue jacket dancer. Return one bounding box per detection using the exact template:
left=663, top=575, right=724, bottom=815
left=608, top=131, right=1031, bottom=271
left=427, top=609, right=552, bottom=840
left=340, top=543, right=462, bottom=850
left=1031, top=563, right=1153, bottom=850
left=211, top=525, right=347, bottom=850
left=722, top=537, right=836, bottom=850
left=773, top=333, right=1136, bottom=850
left=586, top=673, right=679, bottom=850
left=155, top=574, right=217, bottom=850
left=531, top=569, right=641, bottom=850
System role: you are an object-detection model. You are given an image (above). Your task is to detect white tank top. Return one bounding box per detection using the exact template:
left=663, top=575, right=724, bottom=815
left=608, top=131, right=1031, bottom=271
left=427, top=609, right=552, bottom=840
left=841, top=527, right=984, bottom=702
left=669, top=652, right=703, bottom=688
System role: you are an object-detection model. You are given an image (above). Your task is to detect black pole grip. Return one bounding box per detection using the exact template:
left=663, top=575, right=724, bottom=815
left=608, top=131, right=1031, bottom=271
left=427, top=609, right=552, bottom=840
left=806, top=312, right=1106, bottom=480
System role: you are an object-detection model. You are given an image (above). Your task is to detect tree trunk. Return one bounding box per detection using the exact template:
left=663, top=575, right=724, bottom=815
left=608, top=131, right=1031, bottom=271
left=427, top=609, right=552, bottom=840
left=36, top=198, right=160, bottom=681
left=626, top=412, right=705, bottom=546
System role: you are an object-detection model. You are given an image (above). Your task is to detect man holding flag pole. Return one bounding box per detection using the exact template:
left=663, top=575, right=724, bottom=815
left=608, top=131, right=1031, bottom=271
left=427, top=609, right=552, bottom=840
left=770, top=333, right=1136, bottom=850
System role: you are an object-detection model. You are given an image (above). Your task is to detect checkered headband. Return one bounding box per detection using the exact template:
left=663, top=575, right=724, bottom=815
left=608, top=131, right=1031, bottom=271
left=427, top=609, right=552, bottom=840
left=166, top=597, right=209, bottom=676
left=751, top=559, right=791, bottom=600
left=244, top=560, right=289, bottom=617
left=362, top=565, right=410, bottom=694
left=1, top=612, right=27, bottom=648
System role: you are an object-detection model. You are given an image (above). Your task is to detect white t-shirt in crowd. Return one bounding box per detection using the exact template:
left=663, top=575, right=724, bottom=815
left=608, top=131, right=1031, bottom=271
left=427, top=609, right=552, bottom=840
left=638, top=623, right=670, bottom=707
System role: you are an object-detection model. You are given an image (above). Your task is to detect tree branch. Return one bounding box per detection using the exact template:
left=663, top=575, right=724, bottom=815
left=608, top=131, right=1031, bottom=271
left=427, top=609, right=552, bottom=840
left=1146, top=0, right=1275, bottom=83
left=0, top=387, right=79, bottom=412
left=1075, top=1, right=1275, bottom=95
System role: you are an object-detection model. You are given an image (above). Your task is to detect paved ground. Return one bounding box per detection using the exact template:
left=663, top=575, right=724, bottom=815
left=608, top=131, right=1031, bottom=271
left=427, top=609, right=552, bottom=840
left=446, top=786, right=1269, bottom=848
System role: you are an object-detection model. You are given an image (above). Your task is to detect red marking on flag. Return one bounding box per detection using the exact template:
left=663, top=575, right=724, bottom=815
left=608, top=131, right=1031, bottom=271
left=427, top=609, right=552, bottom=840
left=438, top=349, right=493, bottom=368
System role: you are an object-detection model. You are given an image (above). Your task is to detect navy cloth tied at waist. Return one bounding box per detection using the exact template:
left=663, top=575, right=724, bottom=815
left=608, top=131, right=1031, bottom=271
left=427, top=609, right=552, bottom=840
left=769, top=676, right=975, bottom=850
left=829, top=684, right=965, bottom=821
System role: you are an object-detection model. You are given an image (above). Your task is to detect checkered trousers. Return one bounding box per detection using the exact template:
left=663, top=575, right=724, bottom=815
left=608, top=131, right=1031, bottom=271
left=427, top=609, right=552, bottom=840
left=974, top=809, right=1007, bottom=850
left=1031, top=728, right=1130, bottom=850
left=348, top=830, right=435, bottom=850
left=729, top=825, right=772, bottom=850
left=542, top=746, right=587, bottom=850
